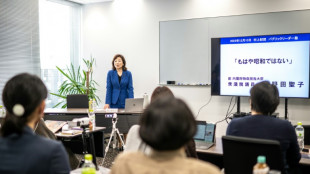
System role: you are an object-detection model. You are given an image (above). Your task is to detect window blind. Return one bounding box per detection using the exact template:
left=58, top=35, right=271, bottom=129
left=0, top=0, right=41, bottom=105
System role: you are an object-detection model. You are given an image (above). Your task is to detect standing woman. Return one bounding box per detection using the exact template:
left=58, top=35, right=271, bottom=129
left=104, top=54, right=134, bottom=109
left=0, top=73, right=70, bottom=173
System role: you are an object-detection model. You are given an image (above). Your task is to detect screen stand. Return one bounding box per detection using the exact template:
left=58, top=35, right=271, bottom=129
left=284, top=98, right=288, bottom=120
left=233, top=96, right=247, bottom=117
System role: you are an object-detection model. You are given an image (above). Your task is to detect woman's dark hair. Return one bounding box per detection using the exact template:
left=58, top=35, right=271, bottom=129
left=250, top=81, right=279, bottom=115
left=112, top=54, right=127, bottom=71
left=150, top=86, right=174, bottom=103
left=139, top=97, right=196, bottom=151
left=1, top=73, right=48, bottom=137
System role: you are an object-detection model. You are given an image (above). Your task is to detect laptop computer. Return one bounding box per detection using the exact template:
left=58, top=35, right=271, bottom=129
left=124, top=98, right=144, bottom=112
left=194, top=121, right=216, bottom=150
left=67, top=94, right=88, bottom=108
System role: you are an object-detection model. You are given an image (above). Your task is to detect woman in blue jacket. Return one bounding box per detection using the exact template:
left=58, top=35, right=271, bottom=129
left=104, top=54, right=134, bottom=109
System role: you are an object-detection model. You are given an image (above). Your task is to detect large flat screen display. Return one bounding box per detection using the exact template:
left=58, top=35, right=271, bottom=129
left=211, top=33, right=310, bottom=98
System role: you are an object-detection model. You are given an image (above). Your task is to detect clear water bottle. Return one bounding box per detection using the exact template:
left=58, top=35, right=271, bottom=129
left=0, top=105, right=5, bottom=117
left=143, top=93, right=149, bottom=109
left=88, top=99, right=96, bottom=131
left=295, top=122, right=304, bottom=150
left=81, top=154, right=96, bottom=174
left=253, top=155, right=269, bottom=174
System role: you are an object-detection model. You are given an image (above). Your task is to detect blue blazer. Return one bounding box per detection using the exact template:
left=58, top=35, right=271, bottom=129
left=105, top=70, right=134, bottom=108
left=0, top=126, right=70, bottom=174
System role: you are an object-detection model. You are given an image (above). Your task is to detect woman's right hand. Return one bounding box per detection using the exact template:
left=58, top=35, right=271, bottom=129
left=104, top=104, right=110, bottom=109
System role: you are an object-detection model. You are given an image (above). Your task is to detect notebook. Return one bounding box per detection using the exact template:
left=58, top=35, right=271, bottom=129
left=124, top=98, right=144, bottom=112
left=194, top=121, right=216, bottom=150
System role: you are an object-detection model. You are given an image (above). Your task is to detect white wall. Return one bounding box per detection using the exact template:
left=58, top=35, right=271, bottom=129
left=82, top=0, right=310, bottom=137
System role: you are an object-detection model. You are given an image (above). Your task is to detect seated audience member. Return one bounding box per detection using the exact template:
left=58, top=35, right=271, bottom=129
left=111, top=97, right=221, bottom=174
left=125, top=86, right=198, bottom=158
left=0, top=73, right=70, bottom=174
left=226, top=81, right=301, bottom=173
left=35, top=118, right=80, bottom=169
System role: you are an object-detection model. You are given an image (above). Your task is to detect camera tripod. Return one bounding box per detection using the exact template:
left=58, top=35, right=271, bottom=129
left=79, top=124, right=98, bottom=170
left=102, top=113, right=125, bottom=165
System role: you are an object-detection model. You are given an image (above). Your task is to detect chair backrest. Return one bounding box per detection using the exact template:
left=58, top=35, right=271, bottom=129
left=303, top=125, right=310, bottom=145
left=222, top=135, right=284, bottom=174
left=67, top=94, right=88, bottom=108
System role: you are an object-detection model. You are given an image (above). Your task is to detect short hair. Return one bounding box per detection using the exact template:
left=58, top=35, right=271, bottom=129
left=1, top=73, right=48, bottom=137
left=250, top=81, right=279, bottom=115
left=150, top=86, right=174, bottom=103
left=139, top=97, right=196, bottom=151
left=112, top=54, right=127, bottom=71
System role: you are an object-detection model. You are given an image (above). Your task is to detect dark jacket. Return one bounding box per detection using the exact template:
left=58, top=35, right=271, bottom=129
left=226, top=115, right=301, bottom=169
left=0, top=126, right=70, bottom=174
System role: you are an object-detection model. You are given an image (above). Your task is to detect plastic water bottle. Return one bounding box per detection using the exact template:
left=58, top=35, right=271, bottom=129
left=88, top=99, right=96, bottom=131
left=81, top=154, right=96, bottom=174
left=0, top=105, right=5, bottom=117
left=253, top=155, right=269, bottom=174
left=295, top=122, right=304, bottom=150
left=143, top=93, right=149, bottom=109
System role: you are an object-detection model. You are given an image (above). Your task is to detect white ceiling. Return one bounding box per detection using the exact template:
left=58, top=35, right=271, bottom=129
left=67, top=0, right=113, bottom=4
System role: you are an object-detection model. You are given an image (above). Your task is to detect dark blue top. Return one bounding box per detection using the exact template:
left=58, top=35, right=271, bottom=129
left=226, top=115, right=301, bottom=168
left=105, top=70, right=134, bottom=108
left=0, top=126, right=70, bottom=174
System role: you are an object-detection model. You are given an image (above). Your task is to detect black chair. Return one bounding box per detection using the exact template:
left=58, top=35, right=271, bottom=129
left=303, top=125, right=310, bottom=145
left=222, top=135, right=284, bottom=174
left=67, top=94, right=88, bottom=108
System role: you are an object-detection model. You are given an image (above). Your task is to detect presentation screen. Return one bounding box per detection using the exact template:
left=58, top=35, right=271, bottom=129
left=211, top=33, right=310, bottom=98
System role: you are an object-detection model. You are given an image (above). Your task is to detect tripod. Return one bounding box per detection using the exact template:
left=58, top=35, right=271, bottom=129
left=78, top=124, right=98, bottom=170
left=102, top=113, right=125, bottom=165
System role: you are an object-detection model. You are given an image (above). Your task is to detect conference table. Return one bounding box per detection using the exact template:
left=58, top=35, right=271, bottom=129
left=44, top=108, right=142, bottom=133
left=196, top=138, right=310, bottom=172
left=44, top=108, right=142, bottom=157
left=56, top=126, right=106, bottom=168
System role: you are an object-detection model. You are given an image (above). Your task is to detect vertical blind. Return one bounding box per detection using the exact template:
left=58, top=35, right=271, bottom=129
left=0, top=0, right=40, bottom=105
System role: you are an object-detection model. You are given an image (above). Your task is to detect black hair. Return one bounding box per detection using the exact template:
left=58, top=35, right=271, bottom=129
left=1, top=73, right=47, bottom=137
left=250, top=81, right=279, bottom=115
left=150, top=86, right=174, bottom=103
left=112, top=54, right=127, bottom=71
left=139, top=97, right=197, bottom=151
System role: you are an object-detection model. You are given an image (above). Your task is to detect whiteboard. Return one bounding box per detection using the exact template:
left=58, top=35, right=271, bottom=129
left=160, top=19, right=210, bottom=86
left=159, top=10, right=310, bottom=86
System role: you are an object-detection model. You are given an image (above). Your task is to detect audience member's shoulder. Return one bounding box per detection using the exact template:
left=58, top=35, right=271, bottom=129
left=128, top=125, right=140, bottom=132
left=230, top=115, right=251, bottom=124
left=186, top=158, right=221, bottom=174
left=115, top=151, right=144, bottom=162
left=34, top=135, right=63, bottom=149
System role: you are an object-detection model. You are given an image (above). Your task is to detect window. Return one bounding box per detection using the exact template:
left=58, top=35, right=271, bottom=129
left=0, top=0, right=40, bottom=105
left=39, top=0, right=82, bottom=108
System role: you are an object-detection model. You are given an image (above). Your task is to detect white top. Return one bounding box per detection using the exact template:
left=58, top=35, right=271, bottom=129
left=124, top=125, right=151, bottom=154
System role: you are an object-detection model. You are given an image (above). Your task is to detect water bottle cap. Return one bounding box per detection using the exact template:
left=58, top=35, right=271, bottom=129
left=85, top=154, right=93, bottom=161
left=298, top=122, right=302, bottom=126
left=257, top=156, right=266, bottom=163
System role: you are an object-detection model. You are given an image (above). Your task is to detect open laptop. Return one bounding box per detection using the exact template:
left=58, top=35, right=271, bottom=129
left=194, top=121, right=216, bottom=150
left=124, top=98, right=144, bottom=112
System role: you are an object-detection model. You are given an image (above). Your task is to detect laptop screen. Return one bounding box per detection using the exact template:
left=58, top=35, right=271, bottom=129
left=194, top=122, right=216, bottom=143
left=205, top=123, right=215, bottom=143
left=194, top=124, right=206, bottom=140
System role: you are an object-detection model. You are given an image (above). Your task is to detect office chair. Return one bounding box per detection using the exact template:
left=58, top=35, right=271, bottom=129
left=67, top=94, right=89, bottom=108
left=222, top=135, right=284, bottom=174
left=303, top=125, right=310, bottom=145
